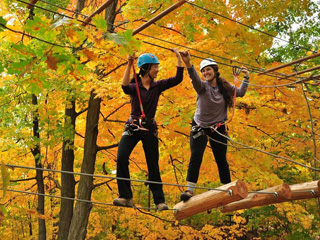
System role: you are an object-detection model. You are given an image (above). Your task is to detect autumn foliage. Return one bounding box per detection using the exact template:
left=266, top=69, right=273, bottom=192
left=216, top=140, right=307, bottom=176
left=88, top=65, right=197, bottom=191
left=0, top=0, right=319, bottom=239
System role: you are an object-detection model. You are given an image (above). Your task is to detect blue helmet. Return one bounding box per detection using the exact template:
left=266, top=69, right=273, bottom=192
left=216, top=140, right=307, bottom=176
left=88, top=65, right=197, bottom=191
left=137, top=53, right=159, bottom=68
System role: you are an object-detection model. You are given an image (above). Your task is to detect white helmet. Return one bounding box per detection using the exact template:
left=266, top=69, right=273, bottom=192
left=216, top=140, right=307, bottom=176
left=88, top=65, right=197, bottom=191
left=200, top=58, right=217, bottom=71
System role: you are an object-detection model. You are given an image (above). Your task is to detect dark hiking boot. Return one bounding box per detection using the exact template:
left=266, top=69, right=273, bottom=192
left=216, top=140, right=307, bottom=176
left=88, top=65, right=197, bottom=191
left=180, top=190, right=193, bottom=201
left=156, top=203, right=169, bottom=211
left=113, top=198, right=134, bottom=207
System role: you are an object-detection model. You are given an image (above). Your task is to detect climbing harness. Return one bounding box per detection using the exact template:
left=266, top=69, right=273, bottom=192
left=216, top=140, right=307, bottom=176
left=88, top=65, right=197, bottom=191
left=124, top=117, right=156, bottom=136
left=191, top=124, right=228, bottom=139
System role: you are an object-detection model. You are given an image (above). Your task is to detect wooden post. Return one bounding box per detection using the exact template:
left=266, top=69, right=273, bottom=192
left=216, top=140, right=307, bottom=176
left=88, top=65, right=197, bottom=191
left=258, top=52, right=320, bottom=75
left=173, top=180, right=248, bottom=220
left=280, top=65, right=320, bottom=79
left=220, top=183, right=292, bottom=213
left=82, top=0, right=117, bottom=26
left=132, top=0, right=187, bottom=36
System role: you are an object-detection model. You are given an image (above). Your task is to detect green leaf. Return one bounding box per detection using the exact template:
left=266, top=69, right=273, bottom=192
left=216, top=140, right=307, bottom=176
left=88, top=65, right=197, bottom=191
left=122, top=30, right=133, bottom=42
left=27, top=82, right=42, bottom=95
left=1, top=161, right=10, bottom=198
left=23, top=16, right=43, bottom=34
left=92, top=15, right=108, bottom=32
left=105, top=32, right=128, bottom=46
left=0, top=16, right=7, bottom=32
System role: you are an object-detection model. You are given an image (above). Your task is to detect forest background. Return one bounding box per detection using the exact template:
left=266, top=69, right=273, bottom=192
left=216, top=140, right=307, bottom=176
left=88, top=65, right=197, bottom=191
left=0, top=0, right=319, bottom=239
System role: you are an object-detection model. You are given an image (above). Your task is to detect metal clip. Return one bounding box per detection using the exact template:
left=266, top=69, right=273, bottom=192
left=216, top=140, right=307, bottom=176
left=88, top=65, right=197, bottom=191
left=232, top=66, right=242, bottom=76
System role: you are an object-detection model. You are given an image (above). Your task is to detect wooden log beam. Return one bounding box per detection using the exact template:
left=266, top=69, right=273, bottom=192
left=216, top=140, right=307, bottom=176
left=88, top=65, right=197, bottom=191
left=27, top=0, right=38, bottom=9
left=133, top=0, right=187, bottom=36
left=282, top=180, right=320, bottom=202
left=173, top=180, right=248, bottom=220
left=280, top=65, right=320, bottom=79
left=220, top=183, right=292, bottom=213
left=258, top=52, right=320, bottom=76
left=82, top=0, right=117, bottom=26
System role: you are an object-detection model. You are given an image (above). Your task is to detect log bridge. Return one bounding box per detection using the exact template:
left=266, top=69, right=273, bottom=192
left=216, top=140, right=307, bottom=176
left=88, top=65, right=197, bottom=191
left=173, top=180, right=320, bottom=220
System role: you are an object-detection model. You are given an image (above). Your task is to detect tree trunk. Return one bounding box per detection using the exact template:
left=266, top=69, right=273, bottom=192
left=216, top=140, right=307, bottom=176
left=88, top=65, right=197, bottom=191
left=105, top=0, right=118, bottom=32
left=67, top=91, right=101, bottom=240
left=76, top=0, right=86, bottom=17
left=58, top=101, right=77, bottom=240
left=31, top=94, right=46, bottom=240
left=58, top=0, right=86, bottom=238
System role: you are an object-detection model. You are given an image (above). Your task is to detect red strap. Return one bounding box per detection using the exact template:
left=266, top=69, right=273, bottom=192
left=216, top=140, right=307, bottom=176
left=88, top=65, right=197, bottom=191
left=132, top=63, right=146, bottom=118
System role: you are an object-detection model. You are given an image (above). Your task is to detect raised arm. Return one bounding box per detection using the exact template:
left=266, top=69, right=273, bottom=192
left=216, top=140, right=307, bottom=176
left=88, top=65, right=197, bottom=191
left=180, top=51, right=204, bottom=93
left=234, top=66, right=250, bottom=97
left=180, top=50, right=192, bottom=68
left=122, top=54, right=135, bottom=86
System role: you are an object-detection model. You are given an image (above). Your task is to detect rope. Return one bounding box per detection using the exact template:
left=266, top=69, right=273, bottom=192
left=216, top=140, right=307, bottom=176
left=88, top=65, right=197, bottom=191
left=132, top=62, right=146, bottom=118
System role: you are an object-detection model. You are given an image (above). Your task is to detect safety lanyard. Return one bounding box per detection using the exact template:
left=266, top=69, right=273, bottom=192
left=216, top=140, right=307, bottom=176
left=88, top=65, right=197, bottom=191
left=227, top=66, right=241, bottom=123
left=132, top=63, right=146, bottom=118
left=213, top=66, right=241, bottom=130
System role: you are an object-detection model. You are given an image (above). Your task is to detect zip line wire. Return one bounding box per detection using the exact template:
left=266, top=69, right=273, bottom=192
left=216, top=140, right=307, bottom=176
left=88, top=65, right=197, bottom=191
left=187, top=1, right=314, bottom=53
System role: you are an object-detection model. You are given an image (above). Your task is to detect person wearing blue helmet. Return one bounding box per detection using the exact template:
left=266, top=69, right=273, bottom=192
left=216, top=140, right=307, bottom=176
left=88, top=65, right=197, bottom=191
left=113, top=49, right=184, bottom=211
left=179, top=51, right=250, bottom=201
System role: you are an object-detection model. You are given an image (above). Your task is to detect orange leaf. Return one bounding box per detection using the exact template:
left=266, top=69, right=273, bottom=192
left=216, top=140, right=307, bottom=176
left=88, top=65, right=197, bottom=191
left=82, top=49, right=97, bottom=61
left=45, top=55, right=58, bottom=70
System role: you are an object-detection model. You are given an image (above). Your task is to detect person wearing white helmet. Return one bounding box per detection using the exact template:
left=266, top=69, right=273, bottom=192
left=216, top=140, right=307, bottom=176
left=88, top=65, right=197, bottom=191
left=179, top=51, right=250, bottom=201
left=113, top=49, right=184, bottom=211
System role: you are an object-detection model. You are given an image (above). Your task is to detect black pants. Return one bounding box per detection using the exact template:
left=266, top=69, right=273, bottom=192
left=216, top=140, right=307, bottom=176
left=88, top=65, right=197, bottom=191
left=186, top=120, right=231, bottom=184
left=116, top=130, right=165, bottom=205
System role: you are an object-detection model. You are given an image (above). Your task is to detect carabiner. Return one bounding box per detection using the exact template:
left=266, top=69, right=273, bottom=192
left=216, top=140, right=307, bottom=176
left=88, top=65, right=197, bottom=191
left=232, top=66, right=242, bottom=76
